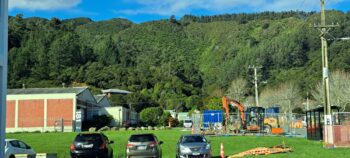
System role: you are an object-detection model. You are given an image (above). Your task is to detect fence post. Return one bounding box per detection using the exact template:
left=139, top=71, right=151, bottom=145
left=60, top=118, right=64, bottom=132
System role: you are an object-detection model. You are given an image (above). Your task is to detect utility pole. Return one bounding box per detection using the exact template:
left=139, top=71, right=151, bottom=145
left=306, top=92, right=309, bottom=111
left=0, top=0, right=8, bottom=157
left=312, top=0, right=339, bottom=148
left=249, top=65, right=262, bottom=107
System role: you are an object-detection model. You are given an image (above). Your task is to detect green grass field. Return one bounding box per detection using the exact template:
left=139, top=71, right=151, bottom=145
left=6, top=129, right=350, bottom=158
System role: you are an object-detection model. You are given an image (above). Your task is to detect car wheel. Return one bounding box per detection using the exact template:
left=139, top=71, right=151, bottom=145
left=9, top=155, right=15, bottom=158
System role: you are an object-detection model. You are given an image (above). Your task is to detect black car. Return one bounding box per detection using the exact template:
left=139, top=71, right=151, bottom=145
left=70, top=133, right=114, bottom=158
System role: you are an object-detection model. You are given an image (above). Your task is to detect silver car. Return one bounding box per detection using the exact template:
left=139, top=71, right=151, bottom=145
left=176, top=134, right=211, bottom=158
left=5, top=139, right=36, bottom=158
left=126, top=133, right=163, bottom=158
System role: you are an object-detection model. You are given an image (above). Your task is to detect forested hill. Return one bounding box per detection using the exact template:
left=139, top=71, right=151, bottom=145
left=8, top=11, right=350, bottom=112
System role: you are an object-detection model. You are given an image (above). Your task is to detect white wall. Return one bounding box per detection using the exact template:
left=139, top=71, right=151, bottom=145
left=178, top=113, right=190, bottom=121
left=101, top=106, right=127, bottom=126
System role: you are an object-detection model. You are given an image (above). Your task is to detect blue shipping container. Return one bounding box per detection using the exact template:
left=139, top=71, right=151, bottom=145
left=266, top=107, right=280, bottom=117
left=202, top=110, right=223, bottom=128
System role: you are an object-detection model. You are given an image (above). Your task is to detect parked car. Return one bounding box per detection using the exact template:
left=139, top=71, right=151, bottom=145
left=5, top=139, right=36, bottom=158
left=70, top=133, right=114, bottom=158
left=176, top=134, right=211, bottom=158
left=126, top=133, right=163, bottom=158
left=183, top=119, right=193, bottom=128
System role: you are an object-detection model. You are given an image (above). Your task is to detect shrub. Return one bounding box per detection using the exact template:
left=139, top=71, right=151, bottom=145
left=140, top=107, right=163, bottom=126
left=83, top=115, right=113, bottom=130
left=168, top=117, right=180, bottom=127
left=159, top=111, right=171, bottom=126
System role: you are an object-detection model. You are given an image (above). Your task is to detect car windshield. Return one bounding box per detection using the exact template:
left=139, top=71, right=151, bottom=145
left=129, top=135, right=155, bottom=142
left=181, top=136, right=206, bottom=143
left=75, top=134, right=102, bottom=143
left=185, top=120, right=192, bottom=123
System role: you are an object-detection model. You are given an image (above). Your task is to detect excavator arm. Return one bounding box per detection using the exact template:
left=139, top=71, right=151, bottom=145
left=222, top=96, right=230, bottom=122
left=229, top=100, right=245, bottom=124
left=222, top=96, right=245, bottom=125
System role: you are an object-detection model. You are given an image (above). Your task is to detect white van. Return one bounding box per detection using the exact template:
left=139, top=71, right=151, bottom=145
left=183, top=119, right=193, bottom=128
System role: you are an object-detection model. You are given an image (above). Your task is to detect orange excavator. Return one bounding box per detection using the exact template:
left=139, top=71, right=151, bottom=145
left=222, top=96, right=245, bottom=127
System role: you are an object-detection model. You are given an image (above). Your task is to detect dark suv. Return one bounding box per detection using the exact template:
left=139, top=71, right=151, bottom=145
left=70, top=133, right=114, bottom=158
left=126, top=133, right=163, bottom=158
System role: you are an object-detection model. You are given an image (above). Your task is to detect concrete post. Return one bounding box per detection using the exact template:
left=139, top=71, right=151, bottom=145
left=0, top=0, right=9, bottom=157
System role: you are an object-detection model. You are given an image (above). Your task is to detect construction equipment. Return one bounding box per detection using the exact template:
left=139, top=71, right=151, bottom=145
left=222, top=96, right=245, bottom=133
left=222, top=96, right=283, bottom=134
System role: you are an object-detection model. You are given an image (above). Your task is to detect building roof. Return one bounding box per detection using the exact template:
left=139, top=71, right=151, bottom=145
left=7, top=87, right=88, bottom=95
left=306, top=105, right=340, bottom=112
left=101, top=89, right=132, bottom=94
left=94, top=94, right=106, bottom=103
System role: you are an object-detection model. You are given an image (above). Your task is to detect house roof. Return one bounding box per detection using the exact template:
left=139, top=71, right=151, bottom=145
left=101, top=89, right=132, bottom=94
left=7, top=87, right=88, bottom=95
left=94, top=94, right=106, bottom=103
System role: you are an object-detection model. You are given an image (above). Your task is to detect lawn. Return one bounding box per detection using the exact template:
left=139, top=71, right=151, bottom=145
left=6, top=128, right=350, bottom=158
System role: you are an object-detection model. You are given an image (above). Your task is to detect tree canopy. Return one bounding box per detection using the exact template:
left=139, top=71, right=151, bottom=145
left=8, top=11, right=350, bottom=111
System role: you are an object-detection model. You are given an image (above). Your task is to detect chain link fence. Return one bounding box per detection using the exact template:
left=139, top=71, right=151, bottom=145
left=192, top=112, right=306, bottom=137
left=331, top=112, right=350, bottom=147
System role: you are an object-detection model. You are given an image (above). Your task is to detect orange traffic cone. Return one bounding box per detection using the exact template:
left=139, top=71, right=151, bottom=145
left=220, top=143, right=225, bottom=158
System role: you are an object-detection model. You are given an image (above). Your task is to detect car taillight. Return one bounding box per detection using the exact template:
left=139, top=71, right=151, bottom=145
left=99, top=143, right=107, bottom=150
left=149, top=141, right=157, bottom=148
left=126, top=143, right=134, bottom=148
left=70, top=144, right=75, bottom=151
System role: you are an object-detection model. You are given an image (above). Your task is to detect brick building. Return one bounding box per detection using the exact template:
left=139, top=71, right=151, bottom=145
left=6, top=87, right=100, bottom=132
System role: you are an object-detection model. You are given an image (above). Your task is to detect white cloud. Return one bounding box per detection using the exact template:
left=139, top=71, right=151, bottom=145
left=118, top=0, right=344, bottom=16
left=9, top=0, right=81, bottom=11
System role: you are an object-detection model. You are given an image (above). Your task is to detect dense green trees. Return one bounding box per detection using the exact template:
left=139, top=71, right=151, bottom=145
left=7, top=11, right=350, bottom=111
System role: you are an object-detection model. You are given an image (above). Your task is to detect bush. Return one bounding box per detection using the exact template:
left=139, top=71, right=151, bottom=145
left=292, top=107, right=305, bottom=114
left=159, top=112, right=171, bottom=126
left=177, top=120, right=184, bottom=127
left=140, top=107, right=163, bottom=126
left=169, top=117, right=180, bottom=127
left=83, top=115, right=113, bottom=130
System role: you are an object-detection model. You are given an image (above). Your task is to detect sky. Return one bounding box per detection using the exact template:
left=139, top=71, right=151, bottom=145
left=8, top=0, right=350, bottom=23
